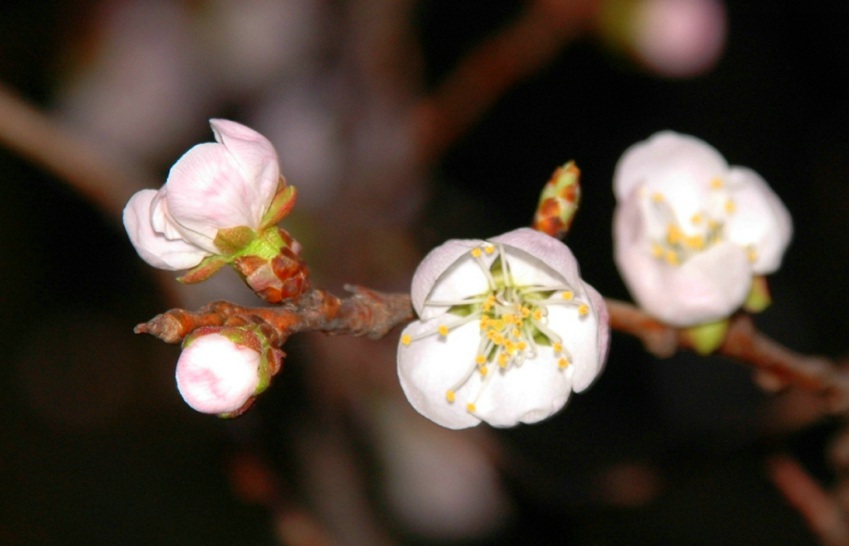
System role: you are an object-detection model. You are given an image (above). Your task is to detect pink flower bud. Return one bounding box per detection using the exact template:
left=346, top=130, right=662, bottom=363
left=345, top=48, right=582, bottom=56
left=123, top=119, right=282, bottom=270
left=175, top=329, right=263, bottom=415
left=632, top=0, right=727, bottom=77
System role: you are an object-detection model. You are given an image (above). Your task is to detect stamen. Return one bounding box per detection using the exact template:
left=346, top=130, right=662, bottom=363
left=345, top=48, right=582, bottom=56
left=710, top=178, right=724, bottom=189
left=446, top=390, right=456, bottom=403
left=578, top=304, right=589, bottom=317
left=401, top=334, right=412, bottom=346
left=725, top=199, right=736, bottom=214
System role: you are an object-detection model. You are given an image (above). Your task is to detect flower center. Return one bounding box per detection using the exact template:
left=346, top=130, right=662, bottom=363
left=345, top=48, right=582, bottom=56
left=646, top=177, right=756, bottom=266
left=401, top=242, right=590, bottom=414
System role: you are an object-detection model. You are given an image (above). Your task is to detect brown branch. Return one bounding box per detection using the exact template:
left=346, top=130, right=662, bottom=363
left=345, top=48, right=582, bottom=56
left=607, top=298, right=849, bottom=413
left=0, top=83, right=153, bottom=222
left=135, top=286, right=414, bottom=346
left=137, top=286, right=849, bottom=414
left=767, top=455, right=849, bottom=546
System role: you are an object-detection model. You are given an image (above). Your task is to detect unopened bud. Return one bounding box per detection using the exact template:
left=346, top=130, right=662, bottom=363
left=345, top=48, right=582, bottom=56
left=175, top=326, right=283, bottom=416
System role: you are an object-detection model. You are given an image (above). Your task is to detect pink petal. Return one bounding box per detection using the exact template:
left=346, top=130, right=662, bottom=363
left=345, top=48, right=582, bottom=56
left=164, top=142, right=259, bottom=238
left=210, top=119, right=280, bottom=224
left=123, top=189, right=209, bottom=270
left=614, top=131, right=727, bottom=201
left=724, top=167, right=793, bottom=274
left=614, top=195, right=751, bottom=326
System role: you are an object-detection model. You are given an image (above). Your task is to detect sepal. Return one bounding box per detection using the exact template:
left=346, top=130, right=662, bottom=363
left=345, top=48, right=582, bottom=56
left=682, top=319, right=729, bottom=355
left=743, top=275, right=771, bottom=313
left=177, top=254, right=229, bottom=284
left=260, top=182, right=297, bottom=229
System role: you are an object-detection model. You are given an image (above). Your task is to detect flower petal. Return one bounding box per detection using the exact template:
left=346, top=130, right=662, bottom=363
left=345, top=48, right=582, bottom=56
left=489, top=228, right=581, bottom=287
left=162, top=142, right=259, bottom=243
left=614, top=194, right=751, bottom=325
left=473, top=345, right=575, bottom=427
left=176, top=333, right=261, bottom=414
left=573, top=281, right=610, bottom=392
left=210, top=119, right=280, bottom=226
left=123, top=189, right=209, bottom=270
left=614, top=131, right=727, bottom=202
left=397, top=319, right=482, bottom=429
left=410, top=238, right=489, bottom=319
left=724, top=167, right=793, bottom=274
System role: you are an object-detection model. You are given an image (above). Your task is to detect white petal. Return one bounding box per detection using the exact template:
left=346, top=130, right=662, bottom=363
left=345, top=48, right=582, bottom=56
left=209, top=118, right=280, bottom=225
left=397, top=319, right=482, bottom=429
left=474, top=345, right=575, bottom=427
left=163, top=142, right=258, bottom=242
left=410, top=238, right=489, bottom=319
left=489, top=228, right=580, bottom=287
left=724, top=167, right=793, bottom=274
left=614, top=131, right=727, bottom=202
left=614, top=195, right=751, bottom=326
left=123, top=189, right=209, bottom=270
left=572, top=281, right=610, bottom=392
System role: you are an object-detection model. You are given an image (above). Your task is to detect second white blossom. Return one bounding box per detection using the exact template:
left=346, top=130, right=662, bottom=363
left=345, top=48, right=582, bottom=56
left=613, top=131, right=792, bottom=326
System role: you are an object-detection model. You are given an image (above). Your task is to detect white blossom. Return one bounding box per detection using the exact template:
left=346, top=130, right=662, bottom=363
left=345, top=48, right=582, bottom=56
left=123, top=118, right=280, bottom=270
left=175, top=332, right=261, bottom=414
left=613, top=131, right=792, bottom=326
left=398, top=228, right=609, bottom=430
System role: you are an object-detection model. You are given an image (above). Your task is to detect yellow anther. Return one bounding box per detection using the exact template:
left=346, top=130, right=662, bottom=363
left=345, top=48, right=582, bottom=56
left=471, top=247, right=483, bottom=258
left=517, top=341, right=527, bottom=350
left=664, top=250, right=680, bottom=266
left=578, top=304, right=589, bottom=317
left=710, top=178, right=724, bottom=189
left=498, top=353, right=508, bottom=368
left=651, top=243, right=664, bottom=258
left=685, top=235, right=705, bottom=250
left=511, top=328, right=521, bottom=338
left=651, top=192, right=665, bottom=203
left=521, top=306, right=531, bottom=317
left=401, top=334, right=412, bottom=346
left=438, top=324, right=449, bottom=336
left=748, top=248, right=758, bottom=263
left=707, top=219, right=720, bottom=230
left=479, top=366, right=488, bottom=377
left=666, top=224, right=683, bottom=245
left=725, top=199, right=736, bottom=214
left=484, top=245, right=495, bottom=255
left=691, top=213, right=703, bottom=225
left=553, top=342, right=563, bottom=353
left=475, top=354, right=487, bottom=365
left=466, top=403, right=476, bottom=413
left=446, top=390, right=456, bottom=403
left=562, top=291, right=574, bottom=301
left=558, top=357, right=570, bottom=369
left=503, top=313, right=516, bottom=324
left=533, top=309, right=544, bottom=321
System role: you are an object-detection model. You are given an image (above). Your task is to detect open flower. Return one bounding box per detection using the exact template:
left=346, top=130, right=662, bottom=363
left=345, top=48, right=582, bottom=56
left=123, top=118, right=283, bottom=270
left=398, top=228, right=609, bottom=430
left=613, top=131, right=792, bottom=326
left=175, top=325, right=282, bottom=416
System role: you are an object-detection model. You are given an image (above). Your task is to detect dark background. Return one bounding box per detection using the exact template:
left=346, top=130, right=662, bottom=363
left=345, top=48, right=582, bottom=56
left=2, top=1, right=848, bottom=544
